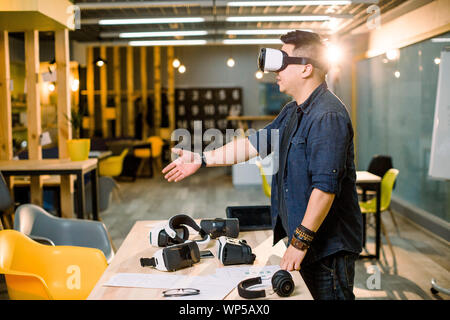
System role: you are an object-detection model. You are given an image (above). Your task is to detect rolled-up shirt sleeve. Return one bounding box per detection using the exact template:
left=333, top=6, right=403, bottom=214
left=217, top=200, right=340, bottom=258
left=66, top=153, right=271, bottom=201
left=308, top=112, right=351, bottom=196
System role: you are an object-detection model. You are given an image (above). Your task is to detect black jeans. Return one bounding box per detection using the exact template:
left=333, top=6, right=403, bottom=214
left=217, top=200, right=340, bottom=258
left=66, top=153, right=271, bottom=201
left=300, top=250, right=358, bottom=300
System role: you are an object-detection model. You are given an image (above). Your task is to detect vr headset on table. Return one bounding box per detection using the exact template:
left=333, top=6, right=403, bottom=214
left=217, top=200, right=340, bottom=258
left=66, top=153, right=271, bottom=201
left=257, top=48, right=328, bottom=73
left=200, top=218, right=239, bottom=239
left=216, top=236, right=256, bottom=266
left=141, top=240, right=200, bottom=272
left=149, top=214, right=211, bottom=249
left=145, top=214, right=243, bottom=271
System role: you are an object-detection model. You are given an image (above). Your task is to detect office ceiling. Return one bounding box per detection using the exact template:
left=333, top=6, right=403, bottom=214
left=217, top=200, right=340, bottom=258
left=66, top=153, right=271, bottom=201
left=70, top=0, right=408, bottom=44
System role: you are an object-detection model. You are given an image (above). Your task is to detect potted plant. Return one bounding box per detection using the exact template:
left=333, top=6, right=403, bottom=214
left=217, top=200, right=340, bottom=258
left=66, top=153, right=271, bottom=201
left=66, top=108, right=90, bottom=161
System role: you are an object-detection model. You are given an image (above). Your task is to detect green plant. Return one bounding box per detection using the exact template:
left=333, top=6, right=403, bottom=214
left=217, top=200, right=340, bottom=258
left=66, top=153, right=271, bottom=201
left=64, top=108, right=83, bottom=139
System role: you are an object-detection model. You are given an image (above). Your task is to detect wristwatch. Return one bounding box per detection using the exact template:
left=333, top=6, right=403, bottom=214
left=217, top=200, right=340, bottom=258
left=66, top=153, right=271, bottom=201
left=200, top=153, right=207, bottom=168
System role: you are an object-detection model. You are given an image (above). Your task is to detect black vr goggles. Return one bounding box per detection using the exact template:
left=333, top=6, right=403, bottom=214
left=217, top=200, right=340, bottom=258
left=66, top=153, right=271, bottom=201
left=258, top=48, right=328, bottom=73
left=216, top=236, right=256, bottom=266
left=140, top=240, right=200, bottom=272
left=150, top=214, right=211, bottom=248
left=200, top=218, right=240, bottom=239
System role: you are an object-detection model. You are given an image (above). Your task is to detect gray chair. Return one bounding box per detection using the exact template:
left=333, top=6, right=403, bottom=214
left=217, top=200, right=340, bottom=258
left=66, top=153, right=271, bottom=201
left=14, top=204, right=115, bottom=263
left=80, top=176, right=118, bottom=216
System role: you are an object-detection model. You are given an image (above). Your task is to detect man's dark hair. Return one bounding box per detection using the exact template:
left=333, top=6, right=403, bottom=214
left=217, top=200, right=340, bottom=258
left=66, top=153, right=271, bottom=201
left=280, top=30, right=328, bottom=75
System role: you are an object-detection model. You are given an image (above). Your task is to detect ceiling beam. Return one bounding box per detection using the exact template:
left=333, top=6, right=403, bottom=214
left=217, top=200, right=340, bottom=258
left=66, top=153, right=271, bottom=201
left=75, top=1, right=379, bottom=10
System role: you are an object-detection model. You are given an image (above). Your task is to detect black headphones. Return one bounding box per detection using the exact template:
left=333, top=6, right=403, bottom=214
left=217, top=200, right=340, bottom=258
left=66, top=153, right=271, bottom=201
left=237, top=270, right=295, bottom=299
left=166, top=214, right=209, bottom=243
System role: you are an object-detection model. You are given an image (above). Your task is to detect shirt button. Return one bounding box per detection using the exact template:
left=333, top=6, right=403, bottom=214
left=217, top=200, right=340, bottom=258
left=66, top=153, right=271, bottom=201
left=285, top=188, right=288, bottom=193
left=332, top=169, right=337, bottom=173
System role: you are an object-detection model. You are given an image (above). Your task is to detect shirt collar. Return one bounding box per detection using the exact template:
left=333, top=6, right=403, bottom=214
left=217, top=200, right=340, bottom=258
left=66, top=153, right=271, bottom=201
left=296, top=81, right=328, bottom=114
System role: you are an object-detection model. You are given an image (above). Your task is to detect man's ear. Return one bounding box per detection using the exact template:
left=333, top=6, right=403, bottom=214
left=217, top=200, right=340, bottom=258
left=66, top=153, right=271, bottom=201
left=300, top=64, right=314, bottom=78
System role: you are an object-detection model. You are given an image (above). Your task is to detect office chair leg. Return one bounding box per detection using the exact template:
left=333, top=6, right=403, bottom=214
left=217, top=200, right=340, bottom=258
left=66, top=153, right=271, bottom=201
left=136, top=159, right=145, bottom=177
left=381, top=219, right=394, bottom=256
left=388, top=208, right=400, bottom=234
left=362, top=214, right=367, bottom=247
left=111, top=183, right=123, bottom=203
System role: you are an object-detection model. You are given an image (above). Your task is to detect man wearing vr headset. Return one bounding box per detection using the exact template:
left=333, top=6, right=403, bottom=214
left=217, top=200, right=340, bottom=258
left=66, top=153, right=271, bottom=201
left=162, top=30, right=362, bottom=300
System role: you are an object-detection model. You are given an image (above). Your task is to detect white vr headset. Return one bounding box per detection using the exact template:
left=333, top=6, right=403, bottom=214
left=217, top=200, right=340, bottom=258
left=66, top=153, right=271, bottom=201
left=257, top=48, right=328, bottom=73
left=149, top=214, right=211, bottom=249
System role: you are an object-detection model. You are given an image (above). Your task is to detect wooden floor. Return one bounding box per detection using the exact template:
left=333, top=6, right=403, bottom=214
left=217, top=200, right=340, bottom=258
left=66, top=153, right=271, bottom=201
left=1, top=167, right=449, bottom=300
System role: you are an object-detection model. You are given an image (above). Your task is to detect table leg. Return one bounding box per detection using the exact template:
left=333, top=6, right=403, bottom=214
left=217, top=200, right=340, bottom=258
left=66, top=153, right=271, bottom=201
left=362, top=189, right=367, bottom=248
left=375, top=182, right=381, bottom=260
left=76, top=172, right=86, bottom=219
left=91, top=168, right=100, bottom=221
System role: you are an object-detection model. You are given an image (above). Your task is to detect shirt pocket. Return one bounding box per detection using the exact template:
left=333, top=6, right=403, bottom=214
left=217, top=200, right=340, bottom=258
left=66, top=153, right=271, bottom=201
left=287, top=135, right=308, bottom=182
left=289, top=136, right=307, bottom=163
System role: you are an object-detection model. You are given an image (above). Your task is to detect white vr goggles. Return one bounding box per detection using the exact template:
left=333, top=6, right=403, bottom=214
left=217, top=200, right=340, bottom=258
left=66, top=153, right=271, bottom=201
left=257, top=48, right=328, bottom=73
left=149, top=214, right=211, bottom=249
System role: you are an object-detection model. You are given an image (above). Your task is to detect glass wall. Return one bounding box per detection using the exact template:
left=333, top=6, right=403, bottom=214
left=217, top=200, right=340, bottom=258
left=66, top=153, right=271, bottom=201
left=356, top=32, right=450, bottom=222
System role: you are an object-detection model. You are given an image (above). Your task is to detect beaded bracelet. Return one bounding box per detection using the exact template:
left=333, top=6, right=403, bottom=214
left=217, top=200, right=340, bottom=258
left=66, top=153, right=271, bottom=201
left=297, top=224, right=316, bottom=237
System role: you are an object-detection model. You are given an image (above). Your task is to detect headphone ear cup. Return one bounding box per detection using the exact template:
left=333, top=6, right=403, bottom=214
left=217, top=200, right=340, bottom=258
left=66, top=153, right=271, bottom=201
left=180, top=226, right=189, bottom=241
left=272, top=270, right=294, bottom=297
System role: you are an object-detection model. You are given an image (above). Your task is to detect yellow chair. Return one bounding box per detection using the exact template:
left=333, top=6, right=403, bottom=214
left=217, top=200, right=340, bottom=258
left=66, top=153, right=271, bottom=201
left=134, top=136, right=164, bottom=176
left=359, top=168, right=399, bottom=253
left=0, top=229, right=107, bottom=300
left=255, top=160, right=271, bottom=198
left=99, top=149, right=128, bottom=177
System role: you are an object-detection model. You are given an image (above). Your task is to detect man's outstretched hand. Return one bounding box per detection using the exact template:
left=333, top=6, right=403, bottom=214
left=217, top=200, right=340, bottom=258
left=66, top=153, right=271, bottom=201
left=162, top=148, right=202, bottom=182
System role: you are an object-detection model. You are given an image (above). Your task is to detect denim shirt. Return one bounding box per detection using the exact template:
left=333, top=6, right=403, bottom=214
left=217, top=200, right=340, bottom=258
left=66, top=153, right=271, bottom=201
left=248, top=81, right=363, bottom=266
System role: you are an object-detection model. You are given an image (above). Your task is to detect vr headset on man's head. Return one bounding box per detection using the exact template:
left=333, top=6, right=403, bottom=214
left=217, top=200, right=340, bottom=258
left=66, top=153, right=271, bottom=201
left=258, top=48, right=328, bottom=73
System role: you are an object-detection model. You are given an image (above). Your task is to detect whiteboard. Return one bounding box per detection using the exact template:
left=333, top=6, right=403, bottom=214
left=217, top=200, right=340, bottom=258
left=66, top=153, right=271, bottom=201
left=429, top=49, right=450, bottom=180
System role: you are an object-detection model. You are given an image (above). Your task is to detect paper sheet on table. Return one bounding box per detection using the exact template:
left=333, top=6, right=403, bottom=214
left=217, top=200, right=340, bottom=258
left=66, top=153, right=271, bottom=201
left=103, top=272, right=241, bottom=300
left=102, top=265, right=282, bottom=300
left=215, top=265, right=281, bottom=280
left=104, top=273, right=182, bottom=289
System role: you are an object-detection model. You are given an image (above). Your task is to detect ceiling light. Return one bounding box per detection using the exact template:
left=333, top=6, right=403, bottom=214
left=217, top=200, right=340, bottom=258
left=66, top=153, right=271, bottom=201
left=223, top=39, right=282, bottom=45
left=94, top=57, right=106, bottom=67
left=255, top=71, right=263, bottom=79
left=430, top=38, right=450, bottom=43
left=326, top=44, right=342, bottom=63
left=327, top=18, right=340, bottom=31
left=434, top=57, right=441, bottom=65
left=48, top=82, right=55, bottom=92
left=386, top=49, right=400, bottom=61
left=226, top=29, right=312, bottom=35
left=227, top=57, right=235, bottom=67
left=119, top=30, right=208, bottom=38
left=172, top=58, right=181, bottom=68
left=99, top=17, right=205, bottom=25
left=227, top=1, right=352, bottom=6
left=226, top=16, right=330, bottom=22
left=129, top=40, right=207, bottom=46
left=394, top=71, right=400, bottom=78
left=71, top=79, right=79, bottom=92
left=178, top=65, right=186, bottom=74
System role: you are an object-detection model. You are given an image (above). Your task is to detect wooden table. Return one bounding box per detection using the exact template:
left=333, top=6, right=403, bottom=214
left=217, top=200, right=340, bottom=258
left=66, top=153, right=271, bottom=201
left=0, top=159, right=100, bottom=220
left=356, top=171, right=382, bottom=260
left=89, top=150, right=113, bottom=161
left=88, top=220, right=313, bottom=300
